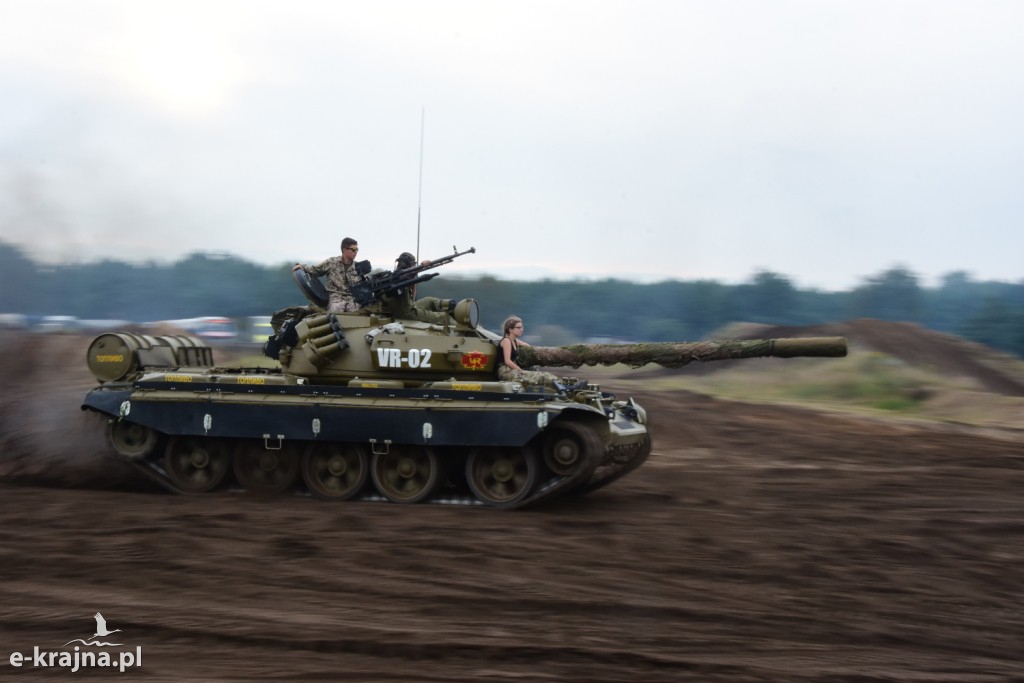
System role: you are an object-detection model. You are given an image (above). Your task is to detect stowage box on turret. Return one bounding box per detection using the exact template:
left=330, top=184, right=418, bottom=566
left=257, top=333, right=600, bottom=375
left=81, top=247, right=847, bottom=509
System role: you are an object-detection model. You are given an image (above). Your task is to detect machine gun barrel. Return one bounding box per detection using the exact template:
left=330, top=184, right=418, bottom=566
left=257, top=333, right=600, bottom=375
left=353, top=246, right=475, bottom=306
left=516, top=336, right=848, bottom=369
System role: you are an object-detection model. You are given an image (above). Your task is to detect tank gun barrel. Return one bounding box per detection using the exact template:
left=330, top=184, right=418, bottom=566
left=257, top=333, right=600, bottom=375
left=516, top=336, right=848, bottom=369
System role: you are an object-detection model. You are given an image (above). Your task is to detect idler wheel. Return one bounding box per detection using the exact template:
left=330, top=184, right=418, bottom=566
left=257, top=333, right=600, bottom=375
left=371, top=445, right=443, bottom=504
left=466, top=446, right=538, bottom=508
left=541, top=421, right=604, bottom=476
left=164, top=437, right=230, bottom=493
left=107, top=421, right=160, bottom=462
left=233, top=440, right=301, bottom=495
left=302, top=442, right=369, bottom=501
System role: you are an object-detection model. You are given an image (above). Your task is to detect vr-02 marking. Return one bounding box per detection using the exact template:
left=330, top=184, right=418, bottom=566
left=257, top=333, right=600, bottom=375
left=376, top=348, right=432, bottom=369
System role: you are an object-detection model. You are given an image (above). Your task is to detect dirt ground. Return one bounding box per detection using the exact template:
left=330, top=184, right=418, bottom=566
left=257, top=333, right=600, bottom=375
left=1, top=326, right=1022, bottom=682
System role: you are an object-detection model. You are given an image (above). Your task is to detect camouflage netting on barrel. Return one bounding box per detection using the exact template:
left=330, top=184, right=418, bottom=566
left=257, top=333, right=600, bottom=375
left=516, top=337, right=848, bottom=369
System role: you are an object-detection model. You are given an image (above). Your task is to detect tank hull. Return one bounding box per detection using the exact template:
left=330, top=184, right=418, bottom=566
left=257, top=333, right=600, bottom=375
left=84, top=380, right=648, bottom=447
left=82, top=368, right=650, bottom=508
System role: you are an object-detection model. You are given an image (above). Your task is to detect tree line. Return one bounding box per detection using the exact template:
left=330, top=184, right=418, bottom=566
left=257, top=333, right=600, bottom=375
left=1, top=241, right=1022, bottom=357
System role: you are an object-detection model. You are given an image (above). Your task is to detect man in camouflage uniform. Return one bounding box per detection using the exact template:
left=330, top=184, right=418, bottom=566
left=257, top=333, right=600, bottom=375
left=385, top=252, right=453, bottom=324
left=292, top=237, right=365, bottom=313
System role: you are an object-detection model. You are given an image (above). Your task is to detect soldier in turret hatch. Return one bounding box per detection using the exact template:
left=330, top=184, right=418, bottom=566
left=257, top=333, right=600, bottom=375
left=385, top=251, right=454, bottom=324
left=292, top=237, right=367, bottom=313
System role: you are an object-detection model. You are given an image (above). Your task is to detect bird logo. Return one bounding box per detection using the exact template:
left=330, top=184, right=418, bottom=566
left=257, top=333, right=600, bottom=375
left=63, top=613, right=124, bottom=647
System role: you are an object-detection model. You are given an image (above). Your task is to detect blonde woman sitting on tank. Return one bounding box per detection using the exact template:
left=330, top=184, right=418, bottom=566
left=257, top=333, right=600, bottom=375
left=496, top=316, right=587, bottom=393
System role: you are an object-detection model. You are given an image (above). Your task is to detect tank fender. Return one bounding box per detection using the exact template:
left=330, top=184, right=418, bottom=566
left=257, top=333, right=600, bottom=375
left=81, top=387, right=134, bottom=417
left=545, top=400, right=647, bottom=443
left=546, top=401, right=608, bottom=419
left=553, top=401, right=621, bottom=422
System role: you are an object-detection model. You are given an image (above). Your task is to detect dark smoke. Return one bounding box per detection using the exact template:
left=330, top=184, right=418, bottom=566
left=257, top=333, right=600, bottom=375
left=0, top=331, right=143, bottom=489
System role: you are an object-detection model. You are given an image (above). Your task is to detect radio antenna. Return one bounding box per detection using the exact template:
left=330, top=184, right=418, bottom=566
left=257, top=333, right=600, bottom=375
left=416, top=107, right=425, bottom=260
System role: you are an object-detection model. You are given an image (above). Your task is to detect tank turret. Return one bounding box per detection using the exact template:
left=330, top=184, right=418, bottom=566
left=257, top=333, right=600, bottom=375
left=268, top=308, right=846, bottom=385
left=274, top=247, right=845, bottom=384
left=267, top=300, right=497, bottom=385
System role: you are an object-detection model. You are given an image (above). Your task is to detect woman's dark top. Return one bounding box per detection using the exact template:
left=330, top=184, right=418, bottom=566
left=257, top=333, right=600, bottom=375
left=497, top=336, right=518, bottom=368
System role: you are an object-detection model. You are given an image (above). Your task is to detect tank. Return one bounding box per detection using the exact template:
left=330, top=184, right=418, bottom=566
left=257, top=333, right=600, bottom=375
left=81, top=248, right=848, bottom=509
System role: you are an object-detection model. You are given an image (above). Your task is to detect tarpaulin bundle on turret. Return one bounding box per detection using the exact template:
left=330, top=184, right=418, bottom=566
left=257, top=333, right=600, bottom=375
left=516, top=337, right=848, bottom=370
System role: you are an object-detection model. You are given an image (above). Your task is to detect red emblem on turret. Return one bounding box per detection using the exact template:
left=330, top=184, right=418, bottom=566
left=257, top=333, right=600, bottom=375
left=460, top=351, right=489, bottom=370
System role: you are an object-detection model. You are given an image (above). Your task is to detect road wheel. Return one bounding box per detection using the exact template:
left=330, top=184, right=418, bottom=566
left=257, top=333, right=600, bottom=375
left=164, top=436, right=230, bottom=493
left=302, top=442, right=369, bottom=501
left=107, top=421, right=160, bottom=462
left=466, top=446, right=538, bottom=508
left=233, top=440, right=301, bottom=494
left=541, top=421, right=603, bottom=476
left=371, top=445, right=443, bottom=504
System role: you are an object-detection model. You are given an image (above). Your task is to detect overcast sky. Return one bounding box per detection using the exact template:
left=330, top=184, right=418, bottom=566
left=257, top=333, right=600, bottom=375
left=1, top=1, right=1021, bottom=291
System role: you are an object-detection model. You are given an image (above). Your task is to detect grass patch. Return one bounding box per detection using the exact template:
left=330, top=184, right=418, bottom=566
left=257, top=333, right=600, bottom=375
left=789, top=354, right=933, bottom=410
left=593, top=351, right=982, bottom=420
left=870, top=396, right=920, bottom=411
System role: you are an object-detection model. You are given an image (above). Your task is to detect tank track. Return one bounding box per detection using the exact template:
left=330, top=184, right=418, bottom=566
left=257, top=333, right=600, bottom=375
left=119, top=434, right=651, bottom=510
left=573, top=438, right=652, bottom=498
